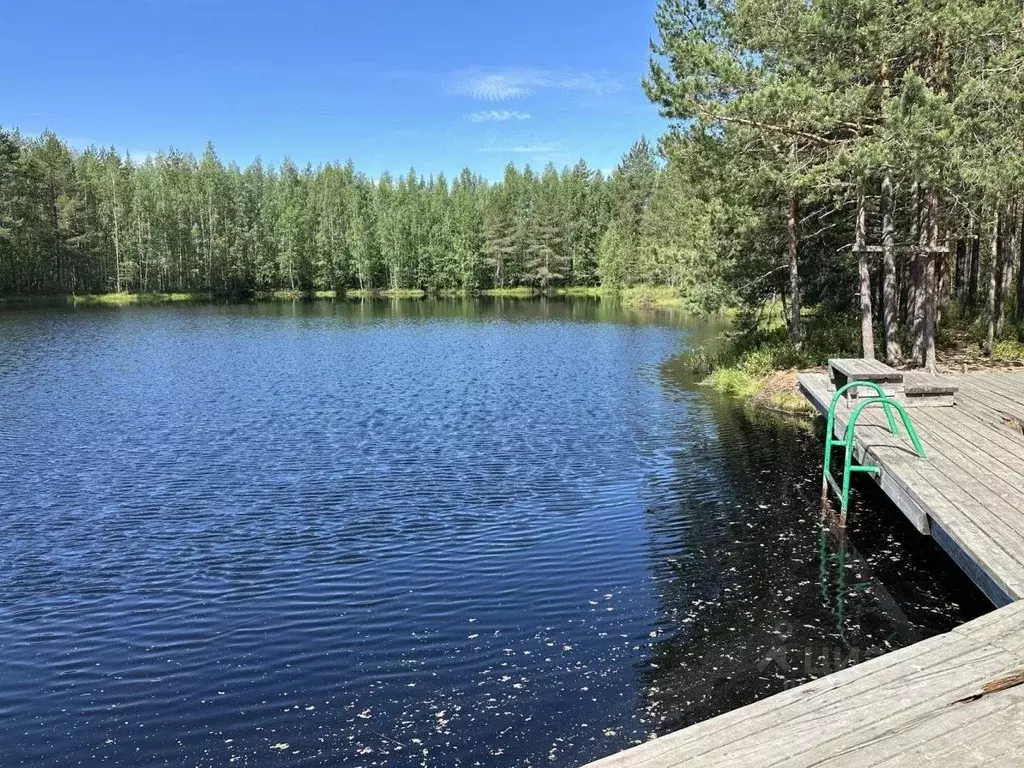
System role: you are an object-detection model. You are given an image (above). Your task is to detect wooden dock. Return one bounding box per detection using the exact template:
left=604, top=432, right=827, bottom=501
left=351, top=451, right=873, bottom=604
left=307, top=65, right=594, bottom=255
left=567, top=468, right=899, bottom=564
left=585, top=368, right=1024, bottom=768
left=802, top=369, right=1024, bottom=606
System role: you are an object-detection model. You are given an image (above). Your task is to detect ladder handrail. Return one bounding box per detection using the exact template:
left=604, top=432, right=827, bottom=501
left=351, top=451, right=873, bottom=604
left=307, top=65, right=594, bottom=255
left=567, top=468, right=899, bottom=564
left=822, top=381, right=927, bottom=525
left=846, top=397, right=926, bottom=460
left=826, top=381, right=899, bottom=438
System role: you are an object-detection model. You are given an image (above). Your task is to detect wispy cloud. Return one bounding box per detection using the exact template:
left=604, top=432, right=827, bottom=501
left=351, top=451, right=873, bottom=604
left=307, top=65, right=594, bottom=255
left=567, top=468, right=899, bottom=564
left=452, top=69, right=621, bottom=101
left=457, top=73, right=532, bottom=101
left=467, top=109, right=531, bottom=123
left=477, top=143, right=558, bottom=154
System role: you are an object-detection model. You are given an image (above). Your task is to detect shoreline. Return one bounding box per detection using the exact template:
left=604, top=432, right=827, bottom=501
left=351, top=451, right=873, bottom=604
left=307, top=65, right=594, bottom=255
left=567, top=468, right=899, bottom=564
left=0, top=285, right=694, bottom=310
left=701, top=365, right=817, bottom=417
left=4, top=287, right=825, bottom=419
left=0, top=287, right=810, bottom=420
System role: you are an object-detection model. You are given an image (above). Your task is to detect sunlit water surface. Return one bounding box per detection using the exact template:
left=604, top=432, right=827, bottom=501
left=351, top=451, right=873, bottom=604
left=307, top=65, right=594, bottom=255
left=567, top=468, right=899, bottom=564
left=0, top=299, right=988, bottom=767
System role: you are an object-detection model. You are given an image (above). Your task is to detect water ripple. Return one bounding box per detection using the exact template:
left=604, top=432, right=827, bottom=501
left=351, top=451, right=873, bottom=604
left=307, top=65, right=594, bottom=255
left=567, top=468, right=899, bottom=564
left=0, top=300, right=988, bottom=767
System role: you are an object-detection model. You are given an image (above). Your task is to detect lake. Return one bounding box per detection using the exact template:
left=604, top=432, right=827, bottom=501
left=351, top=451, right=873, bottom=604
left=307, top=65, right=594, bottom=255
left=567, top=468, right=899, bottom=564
left=0, top=298, right=988, bottom=767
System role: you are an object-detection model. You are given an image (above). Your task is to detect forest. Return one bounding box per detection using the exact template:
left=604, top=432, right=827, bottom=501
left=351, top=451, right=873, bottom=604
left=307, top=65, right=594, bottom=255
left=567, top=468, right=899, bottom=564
left=5, top=0, right=1024, bottom=368
left=0, top=131, right=703, bottom=302
left=646, top=0, right=1024, bottom=367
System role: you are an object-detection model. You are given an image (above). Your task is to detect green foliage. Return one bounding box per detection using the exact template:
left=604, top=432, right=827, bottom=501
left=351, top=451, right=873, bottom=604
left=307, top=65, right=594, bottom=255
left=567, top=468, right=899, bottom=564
left=700, top=365, right=814, bottom=416
left=0, top=133, right=652, bottom=299
left=0, top=124, right=737, bottom=310
left=994, top=338, right=1024, bottom=361
left=480, top=287, right=536, bottom=298
left=682, top=344, right=740, bottom=379
left=597, top=223, right=628, bottom=288
left=643, top=0, right=1024, bottom=363
left=702, top=368, right=761, bottom=399
left=685, top=313, right=860, bottom=385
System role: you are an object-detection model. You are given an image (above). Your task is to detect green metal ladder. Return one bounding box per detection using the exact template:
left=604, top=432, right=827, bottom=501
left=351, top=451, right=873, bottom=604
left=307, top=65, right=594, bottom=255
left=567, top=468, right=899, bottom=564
left=822, top=381, right=926, bottom=524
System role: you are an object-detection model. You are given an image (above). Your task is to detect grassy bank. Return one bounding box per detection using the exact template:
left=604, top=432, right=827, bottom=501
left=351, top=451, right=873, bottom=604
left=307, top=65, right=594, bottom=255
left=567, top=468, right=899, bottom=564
left=2, top=284, right=705, bottom=309
left=0, top=291, right=210, bottom=306
left=480, top=287, right=537, bottom=298
left=557, top=285, right=691, bottom=309
left=75, top=292, right=205, bottom=305
left=692, top=300, right=1024, bottom=416
left=702, top=367, right=815, bottom=415
left=686, top=311, right=859, bottom=417
left=616, top=285, right=689, bottom=310
left=344, top=288, right=427, bottom=299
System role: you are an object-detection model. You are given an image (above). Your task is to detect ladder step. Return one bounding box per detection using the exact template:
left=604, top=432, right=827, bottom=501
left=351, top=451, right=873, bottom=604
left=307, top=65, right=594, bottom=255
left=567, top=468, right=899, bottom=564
left=849, top=464, right=880, bottom=475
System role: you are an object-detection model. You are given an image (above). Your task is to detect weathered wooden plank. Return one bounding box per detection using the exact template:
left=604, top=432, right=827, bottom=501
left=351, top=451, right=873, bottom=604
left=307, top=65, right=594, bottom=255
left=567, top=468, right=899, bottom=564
left=827, top=689, right=1024, bottom=768
left=950, top=395, right=1010, bottom=430
left=957, top=377, right=1024, bottom=423
left=585, top=613, right=1024, bottom=768
left=985, top=372, right=1024, bottom=397
left=983, top=375, right=1024, bottom=420
left=906, top=414, right=1024, bottom=516
left=954, top=600, right=1024, bottom=654
left=912, top=414, right=1024, bottom=501
left=964, top=383, right=1024, bottom=417
left=934, top=407, right=1024, bottom=475
left=827, top=359, right=905, bottom=392
left=902, top=372, right=958, bottom=395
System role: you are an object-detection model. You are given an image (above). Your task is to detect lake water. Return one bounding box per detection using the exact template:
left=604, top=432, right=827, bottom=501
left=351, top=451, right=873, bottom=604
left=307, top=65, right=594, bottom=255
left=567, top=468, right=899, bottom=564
left=0, top=299, right=988, bottom=767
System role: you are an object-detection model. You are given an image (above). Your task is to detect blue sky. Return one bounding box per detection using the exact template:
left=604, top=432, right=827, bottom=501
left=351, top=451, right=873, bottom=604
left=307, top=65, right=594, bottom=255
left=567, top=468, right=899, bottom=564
left=1, top=0, right=666, bottom=179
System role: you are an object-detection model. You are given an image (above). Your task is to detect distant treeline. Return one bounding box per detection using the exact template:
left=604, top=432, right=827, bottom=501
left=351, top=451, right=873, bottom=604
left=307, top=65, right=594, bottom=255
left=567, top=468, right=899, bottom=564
left=0, top=130, right=723, bottom=307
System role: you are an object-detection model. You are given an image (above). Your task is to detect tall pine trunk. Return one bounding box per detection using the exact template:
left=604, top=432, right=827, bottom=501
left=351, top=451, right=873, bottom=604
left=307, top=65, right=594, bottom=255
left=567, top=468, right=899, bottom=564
left=968, top=221, right=981, bottom=313
left=996, top=209, right=1012, bottom=338
left=954, top=238, right=966, bottom=303
left=937, top=237, right=950, bottom=328
left=923, top=254, right=938, bottom=372
left=909, top=184, right=926, bottom=366
left=787, top=192, right=804, bottom=346
left=856, top=187, right=875, bottom=358
left=1017, top=215, right=1024, bottom=322
left=986, top=210, right=1000, bottom=356
left=881, top=175, right=901, bottom=363
left=922, top=190, right=940, bottom=372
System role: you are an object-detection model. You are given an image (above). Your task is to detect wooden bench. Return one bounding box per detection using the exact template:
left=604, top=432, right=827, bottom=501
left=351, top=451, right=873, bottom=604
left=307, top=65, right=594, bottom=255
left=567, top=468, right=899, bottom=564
left=826, top=359, right=958, bottom=407
left=903, top=372, right=959, bottom=407
left=827, top=358, right=904, bottom=397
